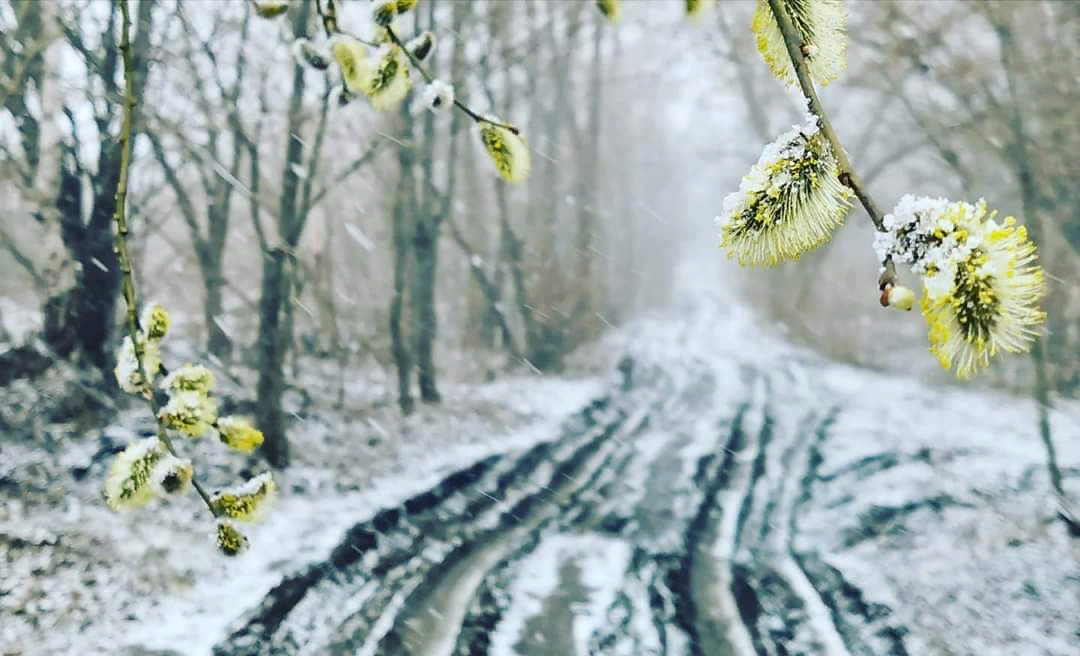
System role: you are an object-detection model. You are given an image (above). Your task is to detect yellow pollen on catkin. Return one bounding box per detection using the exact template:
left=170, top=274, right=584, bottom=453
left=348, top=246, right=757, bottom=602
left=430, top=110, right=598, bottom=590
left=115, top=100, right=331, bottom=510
left=752, top=0, right=848, bottom=87
left=211, top=473, right=278, bottom=523
left=104, top=437, right=166, bottom=510
left=364, top=46, right=412, bottom=111
left=216, top=416, right=265, bottom=454
left=478, top=121, right=531, bottom=183
left=716, top=120, right=852, bottom=267
left=914, top=201, right=1046, bottom=378
left=216, top=520, right=249, bottom=557
left=596, top=0, right=621, bottom=22
left=329, top=34, right=372, bottom=93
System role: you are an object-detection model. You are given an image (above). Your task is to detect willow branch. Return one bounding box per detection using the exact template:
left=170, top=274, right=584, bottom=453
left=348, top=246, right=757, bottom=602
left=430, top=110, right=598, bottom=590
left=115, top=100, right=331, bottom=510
left=764, top=0, right=897, bottom=290
left=114, top=0, right=217, bottom=515
left=384, top=25, right=517, bottom=130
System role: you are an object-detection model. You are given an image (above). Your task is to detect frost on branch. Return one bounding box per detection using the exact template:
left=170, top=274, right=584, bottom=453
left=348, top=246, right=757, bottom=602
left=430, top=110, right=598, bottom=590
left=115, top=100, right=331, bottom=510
left=716, top=111, right=853, bottom=267
left=279, top=0, right=533, bottom=183
left=875, top=196, right=1047, bottom=378
left=107, top=1, right=276, bottom=557
left=752, top=0, right=848, bottom=87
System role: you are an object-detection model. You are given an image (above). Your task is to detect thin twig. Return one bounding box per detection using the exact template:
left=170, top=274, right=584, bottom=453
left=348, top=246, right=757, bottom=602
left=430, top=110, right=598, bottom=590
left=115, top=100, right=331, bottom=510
left=114, top=0, right=217, bottom=516
left=764, top=0, right=897, bottom=290
left=383, top=25, right=516, bottom=130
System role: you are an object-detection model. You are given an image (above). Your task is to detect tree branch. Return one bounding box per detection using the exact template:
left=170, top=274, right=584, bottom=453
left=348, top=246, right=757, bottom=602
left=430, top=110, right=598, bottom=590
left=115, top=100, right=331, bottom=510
left=384, top=26, right=517, bottom=131
left=113, top=0, right=217, bottom=517
left=764, top=0, right=896, bottom=290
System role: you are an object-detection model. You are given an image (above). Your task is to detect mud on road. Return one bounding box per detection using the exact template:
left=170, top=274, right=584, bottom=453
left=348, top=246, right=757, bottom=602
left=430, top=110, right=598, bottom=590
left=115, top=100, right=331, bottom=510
left=213, top=304, right=1080, bottom=656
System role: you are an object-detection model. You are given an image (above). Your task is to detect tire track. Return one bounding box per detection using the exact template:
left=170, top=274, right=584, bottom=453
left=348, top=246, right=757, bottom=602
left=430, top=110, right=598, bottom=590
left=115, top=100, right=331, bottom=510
left=447, top=361, right=732, bottom=656
left=369, top=401, right=655, bottom=656
left=213, top=395, right=625, bottom=655
left=790, top=411, right=911, bottom=656
left=213, top=298, right=930, bottom=656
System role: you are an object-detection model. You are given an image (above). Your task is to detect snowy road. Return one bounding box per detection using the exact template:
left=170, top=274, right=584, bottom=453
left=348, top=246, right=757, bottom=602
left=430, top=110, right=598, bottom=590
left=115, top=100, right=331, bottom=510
left=211, top=277, right=1080, bottom=656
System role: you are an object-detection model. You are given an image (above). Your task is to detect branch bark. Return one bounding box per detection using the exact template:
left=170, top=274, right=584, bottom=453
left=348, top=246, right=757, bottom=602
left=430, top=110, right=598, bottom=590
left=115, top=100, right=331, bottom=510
left=764, top=0, right=896, bottom=290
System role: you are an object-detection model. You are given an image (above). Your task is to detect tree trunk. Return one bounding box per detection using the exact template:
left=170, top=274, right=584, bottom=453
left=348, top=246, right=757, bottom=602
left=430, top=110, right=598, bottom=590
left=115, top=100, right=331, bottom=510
left=572, top=16, right=605, bottom=344
left=389, top=98, right=417, bottom=414
left=389, top=177, right=415, bottom=414
left=203, top=256, right=232, bottom=362
left=411, top=218, right=441, bottom=403
left=253, top=0, right=312, bottom=467
left=0, top=0, right=155, bottom=393
left=42, top=152, right=122, bottom=389
left=255, top=248, right=290, bottom=469
left=991, top=15, right=1077, bottom=530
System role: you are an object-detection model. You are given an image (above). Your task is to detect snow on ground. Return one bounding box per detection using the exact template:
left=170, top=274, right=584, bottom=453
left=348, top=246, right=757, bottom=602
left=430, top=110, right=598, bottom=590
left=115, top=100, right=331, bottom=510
left=487, top=533, right=633, bottom=656
left=806, top=362, right=1080, bottom=656
left=0, top=363, right=602, bottom=656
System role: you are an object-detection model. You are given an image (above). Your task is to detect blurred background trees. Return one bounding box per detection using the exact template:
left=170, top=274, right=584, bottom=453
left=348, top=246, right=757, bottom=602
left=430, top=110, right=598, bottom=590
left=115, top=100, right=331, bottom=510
left=1, top=0, right=1076, bottom=471
left=0, top=0, right=693, bottom=466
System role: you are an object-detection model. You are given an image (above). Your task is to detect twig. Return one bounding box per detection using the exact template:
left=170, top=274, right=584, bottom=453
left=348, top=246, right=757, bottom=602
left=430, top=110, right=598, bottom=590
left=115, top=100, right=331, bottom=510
left=383, top=25, right=517, bottom=130
left=764, top=0, right=897, bottom=290
left=313, top=0, right=339, bottom=36
left=114, top=0, right=217, bottom=516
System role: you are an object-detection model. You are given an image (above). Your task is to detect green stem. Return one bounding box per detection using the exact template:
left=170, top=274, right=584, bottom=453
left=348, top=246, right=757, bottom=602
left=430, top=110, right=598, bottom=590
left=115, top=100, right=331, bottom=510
left=114, top=0, right=217, bottom=516
left=764, top=0, right=897, bottom=290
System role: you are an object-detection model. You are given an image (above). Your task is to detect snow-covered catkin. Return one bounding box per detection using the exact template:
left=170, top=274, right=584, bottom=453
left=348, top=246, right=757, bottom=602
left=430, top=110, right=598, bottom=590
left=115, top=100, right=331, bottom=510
left=596, top=0, right=621, bottom=22
left=477, top=120, right=531, bottom=183
left=114, top=333, right=162, bottom=395
left=292, top=38, right=331, bottom=71
left=407, top=31, right=435, bottom=62
left=159, top=390, right=219, bottom=437
left=752, top=0, right=848, bottom=87
left=414, top=79, right=454, bottom=114
left=211, top=473, right=278, bottom=523
left=216, top=416, right=266, bottom=454
left=162, top=363, right=214, bottom=395
left=252, top=1, right=289, bottom=19
left=104, top=437, right=167, bottom=510
left=880, top=284, right=915, bottom=311
left=329, top=34, right=372, bottom=93
left=372, top=1, right=398, bottom=27
left=685, top=0, right=715, bottom=21
left=216, top=520, right=249, bottom=557
left=364, top=45, right=412, bottom=111
left=715, top=113, right=852, bottom=267
left=141, top=303, right=170, bottom=340
left=877, top=196, right=1047, bottom=378
left=150, top=454, right=195, bottom=496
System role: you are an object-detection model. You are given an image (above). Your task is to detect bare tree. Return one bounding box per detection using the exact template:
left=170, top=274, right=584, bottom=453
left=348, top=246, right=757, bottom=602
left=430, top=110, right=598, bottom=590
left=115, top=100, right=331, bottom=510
left=145, top=1, right=256, bottom=362
left=0, top=0, right=158, bottom=394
